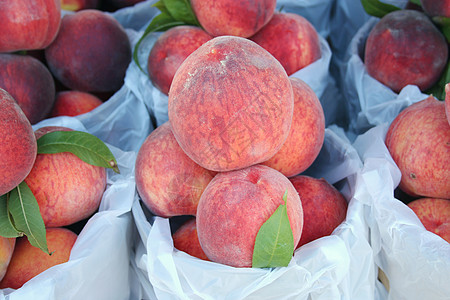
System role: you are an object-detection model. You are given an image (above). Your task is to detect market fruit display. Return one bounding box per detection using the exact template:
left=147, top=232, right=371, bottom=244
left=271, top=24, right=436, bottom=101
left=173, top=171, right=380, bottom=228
left=0, top=88, right=37, bottom=196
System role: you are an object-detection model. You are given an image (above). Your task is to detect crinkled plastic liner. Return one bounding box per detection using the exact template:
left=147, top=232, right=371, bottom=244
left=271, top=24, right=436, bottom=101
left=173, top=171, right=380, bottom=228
left=353, top=125, right=450, bottom=300
left=0, top=118, right=137, bottom=300
left=131, top=126, right=389, bottom=299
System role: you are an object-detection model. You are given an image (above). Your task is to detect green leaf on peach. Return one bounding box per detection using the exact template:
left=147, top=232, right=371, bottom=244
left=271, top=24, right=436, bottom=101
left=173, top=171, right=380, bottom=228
left=8, top=181, right=49, bottom=254
left=360, top=0, right=401, bottom=18
left=162, top=0, right=199, bottom=25
left=37, top=131, right=120, bottom=174
left=252, top=190, right=295, bottom=268
left=0, top=193, right=21, bottom=238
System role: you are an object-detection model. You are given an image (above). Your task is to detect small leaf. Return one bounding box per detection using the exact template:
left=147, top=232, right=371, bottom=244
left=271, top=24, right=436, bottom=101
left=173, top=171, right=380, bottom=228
left=360, top=0, right=401, bottom=18
left=252, top=190, right=294, bottom=268
left=425, top=61, right=450, bottom=101
left=0, top=193, right=22, bottom=238
left=37, top=131, right=120, bottom=173
left=408, top=0, right=421, bottom=5
left=8, top=182, right=49, bottom=254
left=162, top=0, right=199, bottom=25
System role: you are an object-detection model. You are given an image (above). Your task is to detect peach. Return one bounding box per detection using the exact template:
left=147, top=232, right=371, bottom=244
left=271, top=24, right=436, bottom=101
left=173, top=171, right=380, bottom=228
left=61, top=0, right=99, bottom=11
left=190, top=0, right=276, bottom=38
left=45, top=9, right=132, bottom=93
left=196, top=164, right=303, bottom=268
left=168, top=36, right=294, bottom=172
left=0, top=88, right=37, bottom=196
left=0, top=0, right=61, bottom=53
left=421, top=0, right=450, bottom=17
left=0, top=227, right=77, bottom=289
left=364, top=9, right=448, bottom=93
left=445, top=83, right=450, bottom=126
left=135, top=122, right=216, bottom=217
left=249, top=12, right=322, bottom=76
left=147, top=26, right=212, bottom=95
left=0, top=54, right=56, bottom=124
left=51, top=90, right=103, bottom=117
left=0, top=237, right=15, bottom=281
left=172, top=218, right=209, bottom=261
left=407, top=198, right=450, bottom=243
left=24, top=126, right=107, bottom=227
left=385, top=95, right=450, bottom=199
left=262, top=78, right=325, bottom=177
left=289, top=175, right=348, bottom=248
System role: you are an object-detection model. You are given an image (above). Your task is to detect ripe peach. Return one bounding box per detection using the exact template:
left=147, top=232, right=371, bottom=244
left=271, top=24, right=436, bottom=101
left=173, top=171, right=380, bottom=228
left=190, top=0, right=276, bottom=38
left=0, top=54, right=56, bottom=124
left=364, top=9, right=448, bottom=93
left=385, top=95, right=450, bottom=199
left=0, top=237, right=15, bottom=281
left=172, top=218, right=209, bottom=261
left=289, top=175, right=348, bottom=248
left=196, top=164, right=303, bottom=268
left=135, top=122, right=216, bottom=217
left=262, top=78, right=325, bottom=177
left=147, top=26, right=212, bottom=95
left=168, top=36, right=294, bottom=172
left=24, top=126, right=107, bottom=227
left=45, top=9, right=132, bottom=93
left=0, top=88, right=37, bottom=196
left=0, top=227, right=77, bottom=289
left=445, top=83, right=450, bottom=126
left=249, top=12, right=322, bottom=76
left=51, top=90, right=103, bottom=117
left=421, top=0, right=450, bottom=17
left=0, top=0, right=61, bottom=53
left=407, top=198, right=450, bottom=243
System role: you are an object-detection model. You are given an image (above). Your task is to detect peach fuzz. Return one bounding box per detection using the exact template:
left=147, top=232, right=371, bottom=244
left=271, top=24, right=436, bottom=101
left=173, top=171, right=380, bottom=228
left=135, top=122, right=216, bottom=217
left=385, top=95, right=450, bottom=199
left=0, top=53, right=56, bottom=124
left=364, top=9, right=448, bottom=93
left=172, top=218, right=209, bottom=261
left=45, top=9, right=131, bottom=93
left=147, top=26, right=212, bottom=95
left=0, top=0, right=61, bottom=53
left=51, top=90, right=103, bottom=117
left=0, top=237, right=15, bottom=281
left=190, top=0, right=276, bottom=38
left=196, top=164, right=303, bottom=268
left=0, top=227, right=77, bottom=289
left=24, top=126, right=107, bottom=227
left=407, top=198, right=450, bottom=243
left=0, top=88, right=37, bottom=196
left=289, top=175, right=348, bottom=248
left=262, top=78, right=325, bottom=177
left=168, top=36, right=294, bottom=172
left=249, top=12, right=322, bottom=76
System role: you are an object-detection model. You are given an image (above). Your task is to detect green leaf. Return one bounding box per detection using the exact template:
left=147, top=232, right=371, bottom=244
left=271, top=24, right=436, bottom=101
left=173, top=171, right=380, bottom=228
left=408, top=0, right=421, bottom=5
left=425, top=61, right=450, bottom=101
left=252, top=190, right=295, bottom=268
left=37, top=131, right=120, bottom=173
left=360, top=0, right=401, bottom=18
left=162, top=0, right=199, bottom=25
left=0, top=193, right=22, bottom=238
left=8, top=182, right=49, bottom=254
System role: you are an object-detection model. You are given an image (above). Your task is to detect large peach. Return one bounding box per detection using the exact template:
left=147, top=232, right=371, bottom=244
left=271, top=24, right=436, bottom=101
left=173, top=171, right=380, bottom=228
left=24, top=126, right=107, bottom=227
left=147, top=25, right=212, bottom=95
left=0, top=54, right=56, bottom=124
left=45, top=9, right=132, bottom=93
left=249, top=12, right=322, bottom=76
left=0, top=88, right=37, bottom=196
left=407, top=198, right=450, bottom=243
left=385, top=95, right=450, bottom=198
left=168, top=36, right=294, bottom=172
left=190, top=0, right=276, bottom=38
left=196, top=164, right=303, bottom=268
left=51, top=90, right=103, bottom=117
left=0, top=227, right=77, bottom=289
left=421, top=0, right=450, bottom=17
left=0, top=237, right=15, bottom=282
left=0, top=0, right=61, bottom=53
left=289, top=175, right=348, bottom=248
left=364, top=9, right=448, bottom=93
left=135, top=122, right=216, bottom=217
left=172, top=218, right=209, bottom=261
left=262, top=78, right=325, bottom=177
